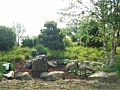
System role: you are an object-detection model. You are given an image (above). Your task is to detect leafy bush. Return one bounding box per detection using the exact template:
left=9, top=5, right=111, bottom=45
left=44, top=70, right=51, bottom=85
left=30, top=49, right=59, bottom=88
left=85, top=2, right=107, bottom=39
left=47, top=50, right=65, bottom=59
left=63, top=36, right=74, bottom=47
left=0, top=26, right=16, bottom=51
left=0, top=62, right=15, bottom=73
left=21, top=36, right=38, bottom=48
left=46, top=46, right=103, bottom=63
left=0, top=47, right=33, bottom=62
left=34, top=44, right=48, bottom=55
left=64, top=46, right=103, bottom=61
left=100, top=48, right=120, bottom=75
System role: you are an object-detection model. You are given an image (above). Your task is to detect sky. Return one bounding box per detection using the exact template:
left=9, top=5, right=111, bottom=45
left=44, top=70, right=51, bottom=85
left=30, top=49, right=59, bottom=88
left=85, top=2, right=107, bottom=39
left=0, top=0, right=67, bottom=36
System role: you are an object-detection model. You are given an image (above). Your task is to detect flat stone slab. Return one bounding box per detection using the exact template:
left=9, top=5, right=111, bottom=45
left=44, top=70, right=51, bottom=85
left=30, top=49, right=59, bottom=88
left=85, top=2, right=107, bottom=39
left=89, top=71, right=118, bottom=83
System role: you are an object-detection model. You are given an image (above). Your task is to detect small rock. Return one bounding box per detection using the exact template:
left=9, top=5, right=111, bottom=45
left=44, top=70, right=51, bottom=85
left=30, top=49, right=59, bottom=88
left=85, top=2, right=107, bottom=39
left=65, top=62, right=78, bottom=72
left=2, top=63, right=10, bottom=70
left=3, top=71, right=14, bottom=79
left=15, top=72, right=32, bottom=80
left=47, top=61, right=57, bottom=68
left=79, top=65, right=96, bottom=72
left=25, top=61, right=32, bottom=69
left=83, top=61, right=90, bottom=66
left=40, top=71, right=64, bottom=81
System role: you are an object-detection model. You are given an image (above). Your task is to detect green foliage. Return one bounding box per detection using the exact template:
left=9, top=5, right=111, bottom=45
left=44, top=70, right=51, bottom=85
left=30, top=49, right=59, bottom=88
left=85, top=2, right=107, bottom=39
left=68, top=69, right=80, bottom=75
left=79, top=18, right=102, bottom=47
left=63, top=35, right=74, bottom=47
left=22, top=36, right=38, bottom=47
left=102, top=56, right=120, bottom=74
left=44, top=21, right=57, bottom=30
left=0, top=47, right=33, bottom=62
left=0, top=62, right=15, bottom=73
left=39, top=21, right=65, bottom=50
left=0, top=62, right=7, bottom=73
left=0, top=26, right=16, bottom=51
left=34, top=44, right=48, bottom=55
left=56, top=59, right=71, bottom=65
left=46, top=46, right=103, bottom=61
left=68, top=69, right=93, bottom=76
left=101, top=47, right=120, bottom=74
left=47, top=50, right=65, bottom=59
left=71, top=34, right=78, bottom=42
left=64, top=46, right=103, bottom=61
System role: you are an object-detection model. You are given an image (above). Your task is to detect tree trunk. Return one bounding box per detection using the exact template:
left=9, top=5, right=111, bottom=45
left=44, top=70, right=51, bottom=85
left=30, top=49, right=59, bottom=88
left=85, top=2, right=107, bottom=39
left=109, top=30, right=115, bottom=66
left=114, top=30, right=119, bottom=54
left=101, top=21, right=109, bottom=65
left=109, top=30, right=119, bottom=66
left=17, top=35, right=20, bottom=46
left=109, top=0, right=120, bottom=66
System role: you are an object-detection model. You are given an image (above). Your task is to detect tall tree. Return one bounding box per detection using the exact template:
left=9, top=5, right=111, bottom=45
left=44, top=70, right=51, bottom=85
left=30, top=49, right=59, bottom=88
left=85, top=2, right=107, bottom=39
left=13, top=23, right=26, bottom=46
left=59, top=0, right=120, bottom=66
left=39, top=21, right=65, bottom=50
left=0, top=26, right=16, bottom=51
left=78, top=17, right=102, bottom=47
left=91, top=0, right=120, bottom=66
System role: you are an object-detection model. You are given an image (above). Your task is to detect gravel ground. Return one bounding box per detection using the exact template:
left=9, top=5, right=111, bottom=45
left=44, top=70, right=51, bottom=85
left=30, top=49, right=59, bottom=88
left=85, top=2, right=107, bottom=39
left=0, top=79, right=119, bottom=90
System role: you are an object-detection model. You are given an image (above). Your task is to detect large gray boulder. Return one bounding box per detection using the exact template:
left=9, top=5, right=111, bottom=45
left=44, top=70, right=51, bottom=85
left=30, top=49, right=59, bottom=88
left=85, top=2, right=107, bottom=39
left=79, top=65, right=96, bottom=72
left=15, top=72, right=32, bottom=80
left=78, top=61, right=97, bottom=75
left=32, top=55, right=48, bottom=72
left=40, top=71, right=64, bottom=81
left=78, top=65, right=96, bottom=75
left=65, top=62, right=78, bottom=72
left=89, top=71, right=118, bottom=83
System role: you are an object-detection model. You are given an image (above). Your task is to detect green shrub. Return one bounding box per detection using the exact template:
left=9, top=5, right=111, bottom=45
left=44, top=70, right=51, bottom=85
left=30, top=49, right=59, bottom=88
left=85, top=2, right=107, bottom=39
left=34, top=44, right=48, bottom=55
left=0, top=47, right=33, bottom=62
left=47, top=50, right=65, bottom=59
left=64, top=46, right=103, bottom=61
left=101, top=57, right=120, bottom=75
left=46, top=46, right=103, bottom=61
left=31, top=49, right=37, bottom=57
left=63, top=36, right=74, bottom=47
left=0, top=62, right=15, bottom=74
left=0, top=26, right=16, bottom=51
left=14, top=55, right=25, bottom=62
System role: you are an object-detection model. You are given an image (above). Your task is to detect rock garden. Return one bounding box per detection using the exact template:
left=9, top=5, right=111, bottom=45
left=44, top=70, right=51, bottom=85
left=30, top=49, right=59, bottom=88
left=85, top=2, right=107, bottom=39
left=0, top=55, right=120, bottom=90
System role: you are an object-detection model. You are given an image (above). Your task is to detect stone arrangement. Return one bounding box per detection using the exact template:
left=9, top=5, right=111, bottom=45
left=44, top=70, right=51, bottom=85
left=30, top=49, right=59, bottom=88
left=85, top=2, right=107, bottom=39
left=1, top=57, right=119, bottom=82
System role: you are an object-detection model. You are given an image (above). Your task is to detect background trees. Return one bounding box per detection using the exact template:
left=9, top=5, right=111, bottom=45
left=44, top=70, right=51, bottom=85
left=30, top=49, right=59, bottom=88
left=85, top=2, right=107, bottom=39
left=21, top=36, right=38, bottom=48
left=90, top=0, right=120, bottom=66
left=0, top=26, right=16, bottom=51
left=59, top=0, right=120, bottom=66
left=78, top=17, right=102, bottom=47
left=13, top=23, right=26, bottom=46
left=38, top=21, right=65, bottom=50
